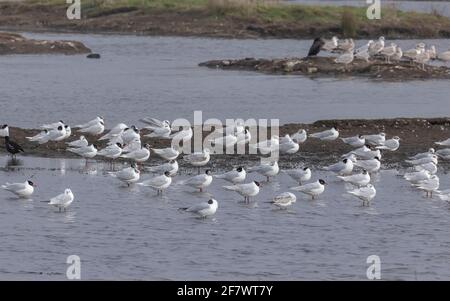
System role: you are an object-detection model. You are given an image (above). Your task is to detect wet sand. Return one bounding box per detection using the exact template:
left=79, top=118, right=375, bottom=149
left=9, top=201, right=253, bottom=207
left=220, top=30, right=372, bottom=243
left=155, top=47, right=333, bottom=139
left=1, top=118, right=449, bottom=170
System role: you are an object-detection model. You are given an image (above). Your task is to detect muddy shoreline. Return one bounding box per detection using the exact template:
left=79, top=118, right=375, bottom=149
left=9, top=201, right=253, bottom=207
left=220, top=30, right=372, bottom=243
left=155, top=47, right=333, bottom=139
left=1, top=2, right=450, bottom=39
left=1, top=118, right=449, bottom=170
left=199, top=56, right=450, bottom=81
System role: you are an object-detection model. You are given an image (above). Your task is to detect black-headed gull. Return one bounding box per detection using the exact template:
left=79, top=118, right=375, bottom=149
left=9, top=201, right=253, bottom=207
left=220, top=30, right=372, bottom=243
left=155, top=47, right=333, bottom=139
left=74, top=116, right=104, bottom=129
left=183, top=149, right=210, bottom=174
left=291, top=179, right=326, bottom=200
left=223, top=181, right=260, bottom=203
left=180, top=170, right=213, bottom=192
left=110, top=164, right=140, bottom=186
left=137, top=171, right=172, bottom=195
left=341, top=135, right=365, bottom=148
left=347, top=184, right=376, bottom=206
left=282, top=167, right=312, bottom=185
left=354, top=157, right=381, bottom=173
left=151, top=147, right=180, bottom=161
left=99, top=123, right=128, bottom=141
left=215, top=166, right=246, bottom=184
left=2, top=180, right=35, bottom=198
left=66, top=136, right=88, bottom=148
left=97, top=143, right=123, bottom=160
left=34, top=125, right=66, bottom=144
left=236, top=128, right=251, bottom=145
left=41, top=120, right=64, bottom=130
left=248, top=161, right=279, bottom=182
left=121, top=126, right=140, bottom=144
left=309, top=127, right=339, bottom=141
left=26, top=129, right=49, bottom=142
left=270, top=192, right=296, bottom=209
left=49, top=189, right=74, bottom=212
left=121, top=144, right=150, bottom=163
left=147, top=160, right=179, bottom=176
left=67, top=144, right=98, bottom=159
left=180, top=199, right=218, bottom=218
left=337, top=170, right=371, bottom=187
left=325, top=158, right=353, bottom=175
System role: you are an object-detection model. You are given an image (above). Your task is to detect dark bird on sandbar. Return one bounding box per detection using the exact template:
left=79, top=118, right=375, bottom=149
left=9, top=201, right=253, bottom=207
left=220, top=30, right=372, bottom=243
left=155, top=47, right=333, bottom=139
left=307, top=38, right=325, bottom=57
left=4, top=136, right=24, bottom=158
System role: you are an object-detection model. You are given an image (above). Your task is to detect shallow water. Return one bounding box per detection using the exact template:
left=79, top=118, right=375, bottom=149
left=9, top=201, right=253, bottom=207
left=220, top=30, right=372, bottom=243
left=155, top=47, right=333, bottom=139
left=0, top=155, right=449, bottom=280
left=0, top=33, right=450, bottom=128
left=289, top=0, right=450, bottom=18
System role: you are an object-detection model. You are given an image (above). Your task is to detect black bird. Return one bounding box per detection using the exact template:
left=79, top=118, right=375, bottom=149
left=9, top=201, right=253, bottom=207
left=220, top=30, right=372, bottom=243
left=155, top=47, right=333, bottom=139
left=307, top=37, right=325, bottom=57
left=4, top=136, right=24, bottom=158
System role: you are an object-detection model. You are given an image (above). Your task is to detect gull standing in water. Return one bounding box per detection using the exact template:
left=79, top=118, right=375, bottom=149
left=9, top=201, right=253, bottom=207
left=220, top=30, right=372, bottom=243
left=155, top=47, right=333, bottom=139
left=291, top=179, right=326, bottom=200
left=137, top=171, right=172, bottom=195
left=404, top=170, right=431, bottom=184
left=248, top=161, right=279, bottom=182
left=354, top=157, right=381, bottom=173
left=414, top=175, right=439, bottom=198
left=180, top=199, right=218, bottom=218
left=97, top=143, right=123, bottom=161
left=309, top=127, right=339, bottom=141
left=2, top=180, right=35, bottom=198
left=325, top=158, right=354, bottom=176
left=183, top=149, right=210, bottom=174
left=347, top=184, right=376, bottom=206
left=215, top=167, right=246, bottom=184
left=270, top=192, right=296, bottom=209
left=337, top=170, right=371, bottom=187
left=283, top=167, right=312, bottom=185
left=49, top=189, right=74, bottom=212
left=110, top=164, right=140, bottom=186
left=180, top=170, right=213, bottom=193
left=223, top=181, right=260, bottom=203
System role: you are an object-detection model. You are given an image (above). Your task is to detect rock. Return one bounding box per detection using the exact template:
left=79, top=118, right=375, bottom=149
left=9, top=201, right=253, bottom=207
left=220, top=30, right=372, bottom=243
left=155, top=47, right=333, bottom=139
left=87, top=53, right=101, bottom=59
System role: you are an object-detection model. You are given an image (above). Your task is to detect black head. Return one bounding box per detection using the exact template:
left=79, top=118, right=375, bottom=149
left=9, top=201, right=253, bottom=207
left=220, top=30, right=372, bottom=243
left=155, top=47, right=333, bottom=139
left=362, top=170, right=368, bottom=174
left=319, top=179, right=326, bottom=185
left=27, top=181, right=34, bottom=186
left=208, top=199, right=214, bottom=205
left=343, top=158, right=348, bottom=163
left=64, top=125, right=69, bottom=129
left=365, top=144, right=371, bottom=149
left=374, top=156, right=380, bottom=161
left=359, top=134, right=364, bottom=139
left=57, top=126, right=63, bottom=130
left=236, top=167, right=243, bottom=172
left=254, top=181, right=260, bottom=187
left=164, top=171, right=171, bottom=177
left=1, top=124, right=7, bottom=129
left=116, top=143, right=122, bottom=148
left=205, top=169, right=211, bottom=175
left=303, top=166, right=309, bottom=171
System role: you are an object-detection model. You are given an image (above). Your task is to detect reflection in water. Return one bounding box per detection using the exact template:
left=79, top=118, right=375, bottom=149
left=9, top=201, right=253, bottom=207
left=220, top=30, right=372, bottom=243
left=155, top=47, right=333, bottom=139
left=6, top=158, right=23, bottom=169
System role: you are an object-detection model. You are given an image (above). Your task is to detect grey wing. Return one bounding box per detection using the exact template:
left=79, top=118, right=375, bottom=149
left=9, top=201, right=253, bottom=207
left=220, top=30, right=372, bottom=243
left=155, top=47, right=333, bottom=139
left=140, top=117, right=165, bottom=128
left=4, top=183, right=25, bottom=191
left=186, top=202, right=209, bottom=213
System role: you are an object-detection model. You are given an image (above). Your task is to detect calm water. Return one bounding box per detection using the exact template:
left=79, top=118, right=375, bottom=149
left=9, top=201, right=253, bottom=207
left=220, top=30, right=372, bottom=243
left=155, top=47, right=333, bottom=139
left=0, top=33, right=450, bottom=128
left=0, top=156, right=449, bottom=280
left=288, top=0, right=450, bottom=18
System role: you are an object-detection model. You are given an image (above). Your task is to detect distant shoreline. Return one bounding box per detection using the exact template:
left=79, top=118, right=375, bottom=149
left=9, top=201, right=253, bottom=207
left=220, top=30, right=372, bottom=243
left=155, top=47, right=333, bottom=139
left=1, top=1, right=450, bottom=39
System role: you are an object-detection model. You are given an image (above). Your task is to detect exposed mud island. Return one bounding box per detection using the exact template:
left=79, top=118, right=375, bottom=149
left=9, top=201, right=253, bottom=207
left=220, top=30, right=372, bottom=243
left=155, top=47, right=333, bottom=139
left=2, top=118, right=450, bottom=170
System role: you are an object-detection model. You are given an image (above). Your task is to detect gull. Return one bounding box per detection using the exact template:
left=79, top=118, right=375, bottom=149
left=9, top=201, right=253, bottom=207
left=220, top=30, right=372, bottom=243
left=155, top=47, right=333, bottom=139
left=321, top=36, right=338, bottom=51
left=63, top=125, right=71, bottom=140
left=121, top=143, right=150, bottom=163
left=121, top=126, right=140, bottom=145
left=437, top=50, right=450, bottom=63
left=291, top=129, right=307, bottom=144
left=427, top=45, right=437, bottom=60
left=354, top=157, right=381, bottom=173
left=121, top=138, right=141, bottom=153
left=141, top=117, right=171, bottom=139
left=151, top=146, right=180, bottom=161
left=0, top=124, right=9, bottom=137
left=215, top=166, right=246, bottom=184
left=392, top=47, right=403, bottom=61
left=435, top=138, right=450, bottom=146
left=380, top=43, right=397, bottom=63
left=325, top=158, right=353, bottom=176
left=67, top=144, right=97, bottom=159
left=355, top=40, right=374, bottom=54
left=74, top=116, right=104, bottom=129
left=77, top=119, right=105, bottom=136
left=347, top=184, right=376, bottom=206
left=376, top=136, right=400, bottom=151
left=414, top=51, right=430, bottom=71
left=2, top=180, right=35, bottom=198
left=147, top=160, right=179, bottom=176
left=248, top=161, right=279, bottom=182
left=170, top=127, right=193, bottom=141
left=337, top=170, right=371, bottom=187
left=403, top=43, right=425, bottom=64
left=309, top=127, right=339, bottom=141
left=404, top=170, right=431, bottom=184
left=66, top=135, right=88, bottom=148
left=26, top=129, right=49, bottom=142
left=41, top=120, right=64, bottom=130
left=180, top=199, right=218, bottom=218
left=354, top=49, right=370, bottom=62
left=405, top=154, right=438, bottom=166
left=336, top=38, right=355, bottom=53
left=334, top=50, right=354, bottom=66
left=180, top=170, right=213, bottom=192
left=414, top=162, right=438, bottom=175
left=99, top=123, right=128, bottom=141
left=279, top=134, right=299, bottom=154
left=137, top=171, right=172, bottom=195
left=110, top=164, right=140, bottom=186
left=291, top=179, right=326, bottom=200
left=436, top=148, right=450, bottom=160
left=183, top=149, right=210, bottom=173
left=414, top=175, right=439, bottom=198
left=368, top=36, right=385, bottom=56
left=223, top=181, right=260, bottom=203
left=282, top=167, right=312, bottom=185
left=341, top=135, right=365, bottom=148
left=140, top=117, right=170, bottom=130
left=35, top=125, right=66, bottom=144
left=49, top=189, right=74, bottom=212
left=4, top=136, right=24, bottom=158
left=209, top=134, right=238, bottom=148
left=236, top=128, right=251, bottom=145
left=97, top=143, right=123, bottom=160
left=251, top=136, right=279, bottom=154
left=270, top=192, right=296, bottom=209
left=350, top=145, right=381, bottom=160
left=409, top=148, right=435, bottom=160
left=363, top=133, right=385, bottom=146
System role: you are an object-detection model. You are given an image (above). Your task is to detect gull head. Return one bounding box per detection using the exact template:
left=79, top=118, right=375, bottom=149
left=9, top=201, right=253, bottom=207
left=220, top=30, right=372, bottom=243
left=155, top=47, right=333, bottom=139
left=57, top=126, right=63, bottom=131
left=236, top=166, right=244, bottom=172
left=429, top=148, right=435, bottom=153
left=164, top=171, right=171, bottom=177
left=254, top=181, right=260, bottom=187
left=319, top=179, right=327, bottom=185
left=65, top=189, right=72, bottom=195
left=27, top=180, right=35, bottom=187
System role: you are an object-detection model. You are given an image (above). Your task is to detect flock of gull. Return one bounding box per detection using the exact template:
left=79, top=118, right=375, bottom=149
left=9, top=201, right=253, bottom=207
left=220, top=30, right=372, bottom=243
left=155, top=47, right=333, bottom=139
left=308, top=36, right=450, bottom=70
left=1, top=118, right=450, bottom=217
